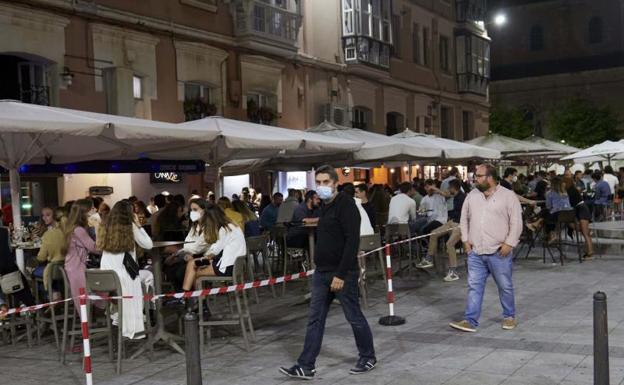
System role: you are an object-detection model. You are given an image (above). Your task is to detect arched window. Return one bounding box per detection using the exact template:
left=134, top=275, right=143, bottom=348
left=589, top=17, right=603, bottom=44
left=529, top=25, right=543, bottom=51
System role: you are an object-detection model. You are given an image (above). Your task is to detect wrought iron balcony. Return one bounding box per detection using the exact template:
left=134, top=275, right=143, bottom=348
left=230, top=0, right=302, bottom=55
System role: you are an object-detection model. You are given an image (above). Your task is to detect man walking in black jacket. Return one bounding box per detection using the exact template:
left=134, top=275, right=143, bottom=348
left=280, top=165, right=376, bottom=380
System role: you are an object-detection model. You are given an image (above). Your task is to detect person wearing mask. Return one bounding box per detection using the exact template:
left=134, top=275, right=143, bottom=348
left=181, top=205, right=246, bottom=290
left=162, top=199, right=211, bottom=291
left=280, top=165, right=375, bottom=379
left=260, top=192, right=283, bottom=230
left=147, top=197, right=159, bottom=215
left=286, top=190, right=320, bottom=248
left=450, top=164, right=522, bottom=333
left=62, top=199, right=99, bottom=309
left=591, top=171, right=611, bottom=221
left=354, top=184, right=376, bottom=230
left=419, top=179, right=465, bottom=281
left=217, top=197, right=245, bottom=229
left=97, top=200, right=153, bottom=338
left=276, top=189, right=300, bottom=225
left=232, top=199, right=262, bottom=237
left=387, top=182, right=417, bottom=228
left=563, top=177, right=594, bottom=260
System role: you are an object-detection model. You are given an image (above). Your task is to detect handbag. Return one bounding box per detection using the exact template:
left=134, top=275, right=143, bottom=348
left=0, top=270, right=25, bottom=294
left=122, top=252, right=140, bottom=280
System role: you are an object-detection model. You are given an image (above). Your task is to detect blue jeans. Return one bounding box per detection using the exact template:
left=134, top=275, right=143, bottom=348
left=464, top=250, right=515, bottom=327
left=297, top=270, right=375, bottom=370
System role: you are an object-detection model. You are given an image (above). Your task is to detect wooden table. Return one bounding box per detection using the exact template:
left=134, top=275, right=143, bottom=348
left=131, top=241, right=191, bottom=358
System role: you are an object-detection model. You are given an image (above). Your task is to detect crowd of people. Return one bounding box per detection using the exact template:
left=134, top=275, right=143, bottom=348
left=1, top=163, right=623, bottom=357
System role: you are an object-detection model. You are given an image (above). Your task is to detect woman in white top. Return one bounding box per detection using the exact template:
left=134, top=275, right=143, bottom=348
left=182, top=204, right=246, bottom=291
left=163, top=199, right=211, bottom=290
left=97, top=200, right=153, bottom=339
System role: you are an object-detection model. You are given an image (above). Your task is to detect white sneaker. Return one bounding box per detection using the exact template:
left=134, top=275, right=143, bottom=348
left=111, top=312, right=119, bottom=326
left=416, top=259, right=434, bottom=269
left=443, top=272, right=459, bottom=282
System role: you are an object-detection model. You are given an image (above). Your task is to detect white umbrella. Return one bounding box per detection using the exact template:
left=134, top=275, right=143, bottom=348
left=466, top=133, right=552, bottom=158
left=0, top=100, right=217, bottom=271
left=561, top=140, right=624, bottom=164
left=392, top=128, right=501, bottom=160
left=178, top=117, right=363, bottom=163
left=523, top=135, right=580, bottom=155
left=306, top=120, right=441, bottom=161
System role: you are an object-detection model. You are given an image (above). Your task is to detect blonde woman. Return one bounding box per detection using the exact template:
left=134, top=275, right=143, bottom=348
left=97, top=200, right=153, bottom=339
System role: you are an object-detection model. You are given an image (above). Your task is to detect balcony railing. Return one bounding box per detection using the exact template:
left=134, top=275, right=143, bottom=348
left=232, top=0, right=302, bottom=51
left=20, top=86, right=50, bottom=106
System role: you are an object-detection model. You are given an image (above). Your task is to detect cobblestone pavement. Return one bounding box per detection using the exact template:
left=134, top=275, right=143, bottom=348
left=2, top=252, right=624, bottom=385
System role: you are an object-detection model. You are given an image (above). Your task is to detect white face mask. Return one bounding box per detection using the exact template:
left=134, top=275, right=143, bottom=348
left=189, top=210, right=203, bottom=223
left=512, top=175, right=518, bottom=183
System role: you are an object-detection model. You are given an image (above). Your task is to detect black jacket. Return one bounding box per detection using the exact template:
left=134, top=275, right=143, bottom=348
left=448, top=192, right=466, bottom=223
left=314, top=192, right=361, bottom=279
left=0, top=227, right=18, bottom=275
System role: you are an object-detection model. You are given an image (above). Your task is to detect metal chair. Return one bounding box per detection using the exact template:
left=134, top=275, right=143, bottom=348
left=197, top=255, right=255, bottom=352
left=384, top=223, right=413, bottom=275
left=543, top=210, right=582, bottom=265
left=0, top=288, right=34, bottom=347
left=246, top=234, right=276, bottom=301
left=34, top=262, right=64, bottom=352
left=358, top=234, right=385, bottom=308
left=85, top=269, right=123, bottom=374
left=273, top=225, right=308, bottom=295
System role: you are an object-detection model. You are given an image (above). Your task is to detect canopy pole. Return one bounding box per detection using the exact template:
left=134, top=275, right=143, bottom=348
left=9, top=168, right=25, bottom=273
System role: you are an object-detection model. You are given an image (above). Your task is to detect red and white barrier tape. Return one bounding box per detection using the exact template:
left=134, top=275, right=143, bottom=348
left=384, top=244, right=396, bottom=316
left=79, top=288, right=93, bottom=385
left=0, top=226, right=457, bottom=318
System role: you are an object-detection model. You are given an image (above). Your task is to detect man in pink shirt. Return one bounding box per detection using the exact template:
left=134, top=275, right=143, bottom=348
left=450, top=164, right=523, bottom=332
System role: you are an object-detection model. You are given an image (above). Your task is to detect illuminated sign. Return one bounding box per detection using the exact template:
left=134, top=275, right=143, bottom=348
left=151, top=172, right=183, bottom=184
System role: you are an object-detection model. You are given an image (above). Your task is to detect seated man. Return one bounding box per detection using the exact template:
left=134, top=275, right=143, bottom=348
left=417, top=179, right=464, bottom=281
left=387, top=182, right=418, bottom=232
left=286, top=190, right=320, bottom=248
left=276, top=189, right=299, bottom=225
left=259, top=192, right=283, bottom=231
left=416, top=178, right=448, bottom=238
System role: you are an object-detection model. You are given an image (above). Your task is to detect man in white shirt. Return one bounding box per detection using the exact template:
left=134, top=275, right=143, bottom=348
left=603, top=165, right=619, bottom=196
left=387, top=182, right=417, bottom=226
left=417, top=179, right=448, bottom=236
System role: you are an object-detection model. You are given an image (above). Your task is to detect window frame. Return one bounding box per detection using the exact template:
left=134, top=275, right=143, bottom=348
left=133, top=75, right=143, bottom=100
left=529, top=25, right=544, bottom=51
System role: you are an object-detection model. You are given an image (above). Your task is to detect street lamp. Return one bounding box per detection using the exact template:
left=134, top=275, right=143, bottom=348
left=493, top=13, right=507, bottom=27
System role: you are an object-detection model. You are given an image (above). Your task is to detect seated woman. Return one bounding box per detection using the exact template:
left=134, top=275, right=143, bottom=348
left=182, top=204, right=246, bottom=291
left=163, top=199, right=211, bottom=291
left=152, top=202, right=185, bottom=241
left=0, top=225, right=35, bottom=309
left=97, top=200, right=153, bottom=339
left=217, top=197, right=245, bottom=230
left=232, top=200, right=261, bottom=237
left=33, top=207, right=56, bottom=238
left=34, top=208, right=66, bottom=300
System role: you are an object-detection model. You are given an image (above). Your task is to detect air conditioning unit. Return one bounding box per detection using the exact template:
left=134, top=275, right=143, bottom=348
left=321, top=103, right=351, bottom=126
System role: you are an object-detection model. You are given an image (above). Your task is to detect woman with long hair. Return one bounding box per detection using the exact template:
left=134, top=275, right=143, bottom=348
left=543, top=176, right=572, bottom=243
left=232, top=199, right=261, bottom=237
left=63, top=199, right=99, bottom=307
left=133, top=201, right=152, bottom=226
left=152, top=202, right=184, bottom=241
left=563, top=176, right=594, bottom=259
left=217, top=197, right=245, bottom=229
left=97, top=200, right=153, bottom=339
left=182, top=205, right=246, bottom=291
left=34, top=207, right=56, bottom=238
left=163, top=199, right=211, bottom=290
